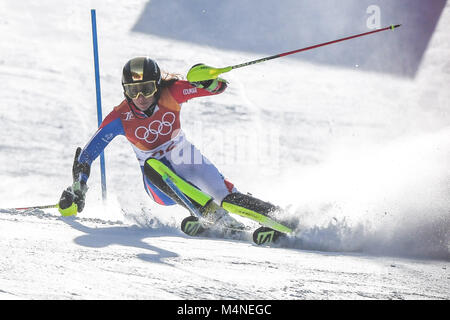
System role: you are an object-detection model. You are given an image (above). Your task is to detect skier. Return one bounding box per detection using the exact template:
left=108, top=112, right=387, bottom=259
left=58, top=56, right=288, bottom=237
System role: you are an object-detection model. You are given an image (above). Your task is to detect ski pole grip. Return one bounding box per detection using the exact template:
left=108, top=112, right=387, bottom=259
left=187, top=65, right=232, bottom=82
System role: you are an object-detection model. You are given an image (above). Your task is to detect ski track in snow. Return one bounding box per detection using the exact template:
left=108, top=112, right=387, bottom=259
left=0, top=0, right=449, bottom=299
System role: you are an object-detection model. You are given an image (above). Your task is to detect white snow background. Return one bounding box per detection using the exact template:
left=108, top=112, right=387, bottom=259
left=0, top=0, right=448, bottom=299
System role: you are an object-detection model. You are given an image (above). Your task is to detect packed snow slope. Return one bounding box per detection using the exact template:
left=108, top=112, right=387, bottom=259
left=0, top=0, right=449, bottom=299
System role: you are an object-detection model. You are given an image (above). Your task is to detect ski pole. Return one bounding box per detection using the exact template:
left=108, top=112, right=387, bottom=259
left=4, top=204, right=58, bottom=211
left=187, top=24, right=401, bottom=82
left=162, top=174, right=203, bottom=219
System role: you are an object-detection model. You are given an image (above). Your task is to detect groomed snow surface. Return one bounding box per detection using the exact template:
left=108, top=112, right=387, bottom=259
left=0, top=1, right=448, bottom=300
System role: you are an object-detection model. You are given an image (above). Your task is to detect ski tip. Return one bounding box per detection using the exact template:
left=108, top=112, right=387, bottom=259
left=391, top=24, right=401, bottom=30
left=252, top=227, right=285, bottom=245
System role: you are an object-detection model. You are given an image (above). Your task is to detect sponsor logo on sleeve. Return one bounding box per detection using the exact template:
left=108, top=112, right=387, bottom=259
left=101, top=133, right=114, bottom=143
left=183, top=87, right=197, bottom=95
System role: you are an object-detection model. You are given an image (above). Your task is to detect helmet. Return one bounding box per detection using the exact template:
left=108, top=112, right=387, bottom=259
left=122, top=57, right=161, bottom=99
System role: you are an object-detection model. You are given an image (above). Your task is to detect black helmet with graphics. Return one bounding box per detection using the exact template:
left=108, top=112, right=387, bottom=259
left=122, top=57, right=162, bottom=100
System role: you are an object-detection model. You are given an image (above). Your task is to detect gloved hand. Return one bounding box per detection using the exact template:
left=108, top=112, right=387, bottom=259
left=58, top=147, right=89, bottom=216
left=58, top=181, right=88, bottom=216
left=188, top=63, right=228, bottom=93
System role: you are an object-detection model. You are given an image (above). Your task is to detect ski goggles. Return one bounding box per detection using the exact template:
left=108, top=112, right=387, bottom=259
left=123, top=80, right=158, bottom=99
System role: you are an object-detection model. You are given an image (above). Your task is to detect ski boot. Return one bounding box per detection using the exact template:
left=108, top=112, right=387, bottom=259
left=180, top=201, right=245, bottom=237
left=201, top=201, right=246, bottom=230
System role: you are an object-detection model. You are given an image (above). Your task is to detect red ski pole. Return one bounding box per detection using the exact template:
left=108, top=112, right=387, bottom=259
left=231, top=24, right=402, bottom=69
left=187, top=24, right=401, bottom=81
left=3, top=204, right=58, bottom=211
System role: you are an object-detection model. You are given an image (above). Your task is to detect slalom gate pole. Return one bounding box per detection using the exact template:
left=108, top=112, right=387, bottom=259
left=187, top=24, right=401, bottom=82
left=91, top=9, right=107, bottom=202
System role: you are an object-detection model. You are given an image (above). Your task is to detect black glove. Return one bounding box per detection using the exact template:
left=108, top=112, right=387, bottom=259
left=58, top=147, right=89, bottom=216
left=72, top=147, right=90, bottom=182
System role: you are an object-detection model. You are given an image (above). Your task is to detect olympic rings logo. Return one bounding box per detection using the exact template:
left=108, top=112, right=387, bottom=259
left=135, top=112, right=176, bottom=144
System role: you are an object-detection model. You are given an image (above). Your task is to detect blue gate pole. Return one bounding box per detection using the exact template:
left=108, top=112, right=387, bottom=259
left=91, top=9, right=107, bottom=202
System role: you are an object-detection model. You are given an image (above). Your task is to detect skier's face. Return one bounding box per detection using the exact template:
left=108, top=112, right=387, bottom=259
left=132, top=93, right=156, bottom=111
